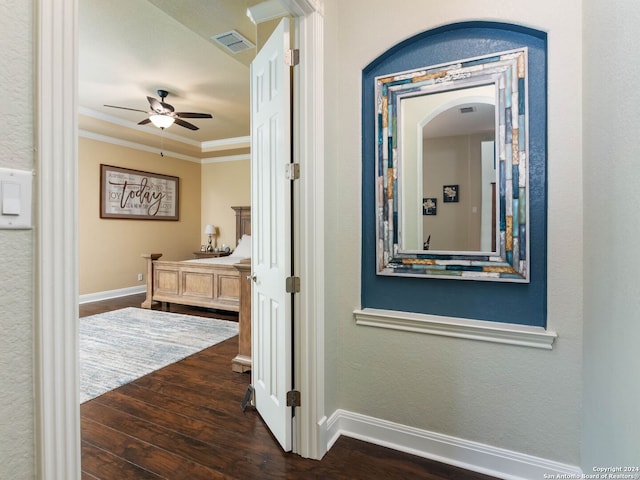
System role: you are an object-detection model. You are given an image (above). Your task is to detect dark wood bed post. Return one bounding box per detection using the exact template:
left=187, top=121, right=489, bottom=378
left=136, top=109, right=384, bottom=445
left=141, top=253, right=163, bottom=308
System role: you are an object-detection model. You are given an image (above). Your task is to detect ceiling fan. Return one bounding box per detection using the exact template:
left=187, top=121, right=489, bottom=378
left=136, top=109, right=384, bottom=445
left=104, top=89, right=213, bottom=131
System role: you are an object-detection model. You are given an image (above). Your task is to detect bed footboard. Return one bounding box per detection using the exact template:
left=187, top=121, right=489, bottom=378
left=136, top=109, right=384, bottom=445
left=141, top=253, right=241, bottom=312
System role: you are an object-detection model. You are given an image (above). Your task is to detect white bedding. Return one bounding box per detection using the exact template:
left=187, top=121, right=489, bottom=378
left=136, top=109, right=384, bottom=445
left=186, top=234, right=251, bottom=265
left=184, top=235, right=251, bottom=265
left=185, top=256, right=250, bottom=265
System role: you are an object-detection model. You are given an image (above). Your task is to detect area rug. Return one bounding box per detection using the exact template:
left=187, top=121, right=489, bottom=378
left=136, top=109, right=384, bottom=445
left=79, top=307, right=238, bottom=403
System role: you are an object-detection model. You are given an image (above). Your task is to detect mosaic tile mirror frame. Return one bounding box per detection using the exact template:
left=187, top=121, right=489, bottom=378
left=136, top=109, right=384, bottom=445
left=375, top=48, right=530, bottom=282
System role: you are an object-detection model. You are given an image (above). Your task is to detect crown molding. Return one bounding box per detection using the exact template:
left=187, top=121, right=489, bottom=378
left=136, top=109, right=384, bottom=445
left=79, top=106, right=201, bottom=147
left=201, top=136, right=251, bottom=152
left=79, top=106, right=250, bottom=157
left=78, top=130, right=202, bottom=163
left=202, top=154, right=251, bottom=164
left=79, top=130, right=251, bottom=164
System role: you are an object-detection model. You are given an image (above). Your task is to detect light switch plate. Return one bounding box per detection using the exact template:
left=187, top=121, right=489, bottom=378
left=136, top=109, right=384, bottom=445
left=0, top=167, right=33, bottom=229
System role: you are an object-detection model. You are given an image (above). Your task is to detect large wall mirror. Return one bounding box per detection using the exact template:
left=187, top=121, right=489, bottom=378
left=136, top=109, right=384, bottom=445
left=375, top=48, right=530, bottom=282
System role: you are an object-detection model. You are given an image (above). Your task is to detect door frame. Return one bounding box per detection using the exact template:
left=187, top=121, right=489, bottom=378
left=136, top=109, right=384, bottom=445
left=288, top=2, right=327, bottom=459
left=36, top=0, right=326, bottom=478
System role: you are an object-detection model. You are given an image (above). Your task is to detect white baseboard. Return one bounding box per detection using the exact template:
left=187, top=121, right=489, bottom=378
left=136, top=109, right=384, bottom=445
left=79, top=285, right=146, bottom=304
left=326, top=409, right=582, bottom=480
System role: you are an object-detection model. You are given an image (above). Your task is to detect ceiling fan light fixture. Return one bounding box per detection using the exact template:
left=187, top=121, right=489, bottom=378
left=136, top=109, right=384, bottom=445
left=106, top=91, right=210, bottom=131
left=149, top=114, right=175, bottom=129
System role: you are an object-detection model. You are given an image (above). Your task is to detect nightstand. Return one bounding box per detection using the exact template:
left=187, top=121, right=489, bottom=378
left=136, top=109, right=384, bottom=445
left=192, top=251, right=232, bottom=259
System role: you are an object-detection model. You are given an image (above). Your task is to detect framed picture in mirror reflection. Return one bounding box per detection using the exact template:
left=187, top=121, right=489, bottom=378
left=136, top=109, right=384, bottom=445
left=443, top=185, right=459, bottom=203
left=423, top=198, right=437, bottom=215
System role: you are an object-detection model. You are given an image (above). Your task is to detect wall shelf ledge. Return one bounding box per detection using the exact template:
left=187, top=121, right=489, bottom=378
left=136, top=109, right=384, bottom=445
left=353, top=308, right=557, bottom=349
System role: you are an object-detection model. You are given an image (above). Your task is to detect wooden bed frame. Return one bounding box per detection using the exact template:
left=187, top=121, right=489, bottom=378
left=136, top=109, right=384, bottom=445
left=141, top=206, right=251, bottom=312
left=141, top=206, right=253, bottom=372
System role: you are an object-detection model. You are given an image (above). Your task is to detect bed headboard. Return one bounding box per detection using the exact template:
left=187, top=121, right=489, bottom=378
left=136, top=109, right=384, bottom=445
left=231, top=206, right=251, bottom=246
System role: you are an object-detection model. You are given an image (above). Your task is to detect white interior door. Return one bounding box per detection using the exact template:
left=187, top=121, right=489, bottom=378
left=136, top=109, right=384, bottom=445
left=250, top=17, right=293, bottom=451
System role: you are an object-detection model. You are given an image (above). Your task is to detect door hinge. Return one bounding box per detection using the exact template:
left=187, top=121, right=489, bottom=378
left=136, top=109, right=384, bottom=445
left=285, top=163, right=300, bottom=180
left=286, top=49, right=300, bottom=67
left=286, top=390, right=301, bottom=407
left=285, top=276, right=300, bottom=293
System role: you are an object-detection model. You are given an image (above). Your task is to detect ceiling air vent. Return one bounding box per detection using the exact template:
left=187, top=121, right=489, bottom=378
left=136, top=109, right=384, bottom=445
left=459, top=106, right=476, bottom=114
left=212, top=30, right=255, bottom=54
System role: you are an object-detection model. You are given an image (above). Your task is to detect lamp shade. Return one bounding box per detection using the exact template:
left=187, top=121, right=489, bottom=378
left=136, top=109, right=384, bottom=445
left=149, top=114, right=175, bottom=129
left=204, top=224, right=215, bottom=235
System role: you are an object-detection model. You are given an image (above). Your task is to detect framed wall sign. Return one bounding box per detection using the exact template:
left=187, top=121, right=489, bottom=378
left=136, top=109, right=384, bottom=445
left=100, top=164, right=179, bottom=220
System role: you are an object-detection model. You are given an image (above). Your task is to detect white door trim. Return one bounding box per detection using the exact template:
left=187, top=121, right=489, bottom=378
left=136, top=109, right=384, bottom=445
left=37, top=0, right=325, bottom=477
left=289, top=4, right=327, bottom=460
left=37, top=0, right=81, bottom=479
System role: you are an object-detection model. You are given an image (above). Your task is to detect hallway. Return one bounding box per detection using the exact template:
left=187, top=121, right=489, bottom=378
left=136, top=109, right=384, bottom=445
left=80, top=295, right=498, bottom=479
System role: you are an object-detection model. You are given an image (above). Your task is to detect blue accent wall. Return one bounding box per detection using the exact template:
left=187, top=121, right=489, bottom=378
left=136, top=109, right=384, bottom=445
left=361, top=22, right=547, bottom=326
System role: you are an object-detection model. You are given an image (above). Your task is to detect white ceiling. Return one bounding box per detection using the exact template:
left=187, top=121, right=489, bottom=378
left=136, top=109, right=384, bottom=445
left=79, top=0, right=266, bottom=159
left=423, top=102, right=495, bottom=139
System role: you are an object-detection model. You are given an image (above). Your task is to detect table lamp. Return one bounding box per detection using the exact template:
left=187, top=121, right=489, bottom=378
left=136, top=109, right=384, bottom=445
left=204, top=224, right=216, bottom=252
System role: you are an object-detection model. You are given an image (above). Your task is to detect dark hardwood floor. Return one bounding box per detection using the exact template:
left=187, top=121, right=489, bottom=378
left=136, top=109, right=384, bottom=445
left=80, top=294, right=498, bottom=479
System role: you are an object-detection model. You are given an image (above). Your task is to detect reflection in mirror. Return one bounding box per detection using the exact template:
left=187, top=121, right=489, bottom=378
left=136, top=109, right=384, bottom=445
left=375, top=48, right=530, bottom=282
left=400, top=85, right=496, bottom=253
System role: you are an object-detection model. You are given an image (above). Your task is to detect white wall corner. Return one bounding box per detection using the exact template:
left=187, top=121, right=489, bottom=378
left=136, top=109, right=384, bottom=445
left=326, top=409, right=582, bottom=480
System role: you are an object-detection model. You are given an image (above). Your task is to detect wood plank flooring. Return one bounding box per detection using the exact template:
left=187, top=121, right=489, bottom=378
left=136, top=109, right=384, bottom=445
left=80, top=294, right=498, bottom=480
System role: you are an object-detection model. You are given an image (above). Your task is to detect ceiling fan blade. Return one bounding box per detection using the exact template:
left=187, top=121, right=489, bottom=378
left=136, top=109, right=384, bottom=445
left=104, top=104, right=148, bottom=114
left=138, top=118, right=151, bottom=125
left=175, top=112, right=213, bottom=119
left=174, top=118, right=199, bottom=131
left=147, top=96, right=164, bottom=114
left=161, top=102, right=175, bottom=113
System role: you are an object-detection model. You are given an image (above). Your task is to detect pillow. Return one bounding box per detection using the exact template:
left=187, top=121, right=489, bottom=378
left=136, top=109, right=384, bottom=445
left=230, top=234, right=251, bottom=258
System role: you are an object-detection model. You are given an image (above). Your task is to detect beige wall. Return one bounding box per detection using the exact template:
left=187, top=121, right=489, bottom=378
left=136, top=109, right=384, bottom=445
left=0, top=0, right=35, bottom=478
left=201, top=160, right=251, bottom=251
left=78, top=137, right=202, bottom=295
left=324, top=0, right=584, bottom=466
left=78, top=140, right=251, bottom=296
left=422, top=134, right=486, bottom=251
